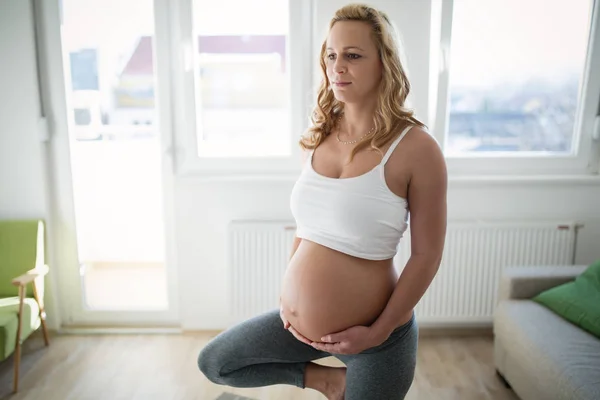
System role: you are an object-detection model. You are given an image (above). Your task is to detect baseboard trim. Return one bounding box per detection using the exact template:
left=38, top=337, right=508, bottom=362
left=418, top=326, right=494, bottom=337
left=55, top=324, right=493, bottom=337
left=181, top=326, right=494, bottom=338
left=57, top=326, right=183, bottom=335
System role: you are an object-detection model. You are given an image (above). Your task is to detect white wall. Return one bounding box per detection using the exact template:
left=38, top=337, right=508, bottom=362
left=0, top=0, right=46, bottom=216
left=1, top=0, right=599, bottom=332
left=0, top=0, right=60, bottom=328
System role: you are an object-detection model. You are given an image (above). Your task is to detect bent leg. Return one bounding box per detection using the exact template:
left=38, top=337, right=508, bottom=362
left=338, top=314, right=419, bottom=400
left=197, top=309, right=330, bottom=388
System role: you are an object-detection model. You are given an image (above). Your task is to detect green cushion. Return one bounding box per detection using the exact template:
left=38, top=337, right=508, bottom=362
left=0, top=297, right=41, bottom=361
left=533, top=259, right=600, bottom=338
left=0, top=220, right=45, bottom=298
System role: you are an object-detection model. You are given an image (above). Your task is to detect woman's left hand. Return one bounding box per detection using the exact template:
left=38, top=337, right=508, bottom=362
left=310, top=325, right=385, bottom=355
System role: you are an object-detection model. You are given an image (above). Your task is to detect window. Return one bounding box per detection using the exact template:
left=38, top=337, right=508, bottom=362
left=172, top=0, right=312, bottom=175
left=56, top=0, right=171, bottom=316
left=193, top=0, right=290, bottom=157
left=435, top=0, right=600, bottom=175
left=52, top=0, right=598, bottom=177
left=62, top=0, right=158, bottom=138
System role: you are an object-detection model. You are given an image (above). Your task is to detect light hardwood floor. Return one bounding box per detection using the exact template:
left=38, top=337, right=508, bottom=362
left=0, top=330, right=517, bottom=400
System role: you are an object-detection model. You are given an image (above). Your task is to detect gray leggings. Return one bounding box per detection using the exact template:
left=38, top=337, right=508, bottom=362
left=197, top=309, right=418, bottom=399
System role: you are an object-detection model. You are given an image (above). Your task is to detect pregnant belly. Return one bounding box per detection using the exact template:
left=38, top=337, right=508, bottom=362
left=280, top=240, right=398, bottom=343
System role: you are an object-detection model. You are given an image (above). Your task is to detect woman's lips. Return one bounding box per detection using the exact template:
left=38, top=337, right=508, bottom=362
left=334, top=82, right=351, bottom=87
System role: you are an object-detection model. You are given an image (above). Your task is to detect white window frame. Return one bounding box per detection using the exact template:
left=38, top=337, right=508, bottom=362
left=432, top=0, right=600, bottom=177
left=169, top=0, right=313, bottom=178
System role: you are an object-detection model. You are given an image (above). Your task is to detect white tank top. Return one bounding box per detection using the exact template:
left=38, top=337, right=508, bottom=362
left=290, top=124, right=412, bottom=260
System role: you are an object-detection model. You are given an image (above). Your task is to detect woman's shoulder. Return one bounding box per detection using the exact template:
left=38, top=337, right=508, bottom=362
left=398, top=124, right=440, bottom=154
left=404, top=127, right=446, bottom=182
left=386, top=124, right=445, bottom=174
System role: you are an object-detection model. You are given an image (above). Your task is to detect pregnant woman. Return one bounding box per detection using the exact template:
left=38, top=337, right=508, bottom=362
left=198, top=4, right=447, bottom=399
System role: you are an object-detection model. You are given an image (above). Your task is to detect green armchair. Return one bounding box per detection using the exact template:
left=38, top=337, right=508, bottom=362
left=0, top=219, right=50, bottom=393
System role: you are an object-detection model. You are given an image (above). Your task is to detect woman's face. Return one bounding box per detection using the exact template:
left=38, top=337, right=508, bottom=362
left=325, top=20, right=382, bottom=104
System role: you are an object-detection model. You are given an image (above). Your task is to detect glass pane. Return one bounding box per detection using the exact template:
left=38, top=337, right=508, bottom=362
left=61, top=0, right=168, bottom=311
left=446, top=0, right=593, bottom=155
left=63, top=0, right=157, bottom=133
left=193, top=0, right=290, bottom=156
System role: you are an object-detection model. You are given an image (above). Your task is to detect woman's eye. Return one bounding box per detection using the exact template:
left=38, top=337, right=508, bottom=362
left=326, top=53, right=361, bottom=61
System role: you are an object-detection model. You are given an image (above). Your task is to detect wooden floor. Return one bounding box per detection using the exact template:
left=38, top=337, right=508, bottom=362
left=0, top=330, right=517, bottom=400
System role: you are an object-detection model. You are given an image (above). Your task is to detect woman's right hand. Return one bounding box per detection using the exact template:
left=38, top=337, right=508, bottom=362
left=280, top=303, right=313, bottom=346
left=288, top=326, right=313, bottom=346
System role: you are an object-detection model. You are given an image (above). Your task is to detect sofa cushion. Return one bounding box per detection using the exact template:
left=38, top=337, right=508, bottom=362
left=494, top=300, right=600, bottom=400
left=0, top=297, right=41, bottom=361
left=532, top=259, right=600, bottom=338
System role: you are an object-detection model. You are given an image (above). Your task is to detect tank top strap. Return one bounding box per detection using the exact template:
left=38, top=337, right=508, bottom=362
left=381, top=124, right=413, bottom=165
left=303, top=149, right=315, bottom=171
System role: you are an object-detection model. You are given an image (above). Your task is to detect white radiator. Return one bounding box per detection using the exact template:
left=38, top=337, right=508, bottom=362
left=228, top=220, right=580, bottom=326
left=228, top=220, right=297, bottom=321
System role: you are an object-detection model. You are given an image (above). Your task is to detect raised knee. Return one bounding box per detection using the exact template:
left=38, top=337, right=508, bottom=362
left=197, top=344, right=225, bottom=384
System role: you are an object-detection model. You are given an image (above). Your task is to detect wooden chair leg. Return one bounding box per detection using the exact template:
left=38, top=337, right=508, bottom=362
left=13, top=284, right=25, bottom=393
left=32, top=281, right=50, bottom=346
left=39, top=313, right=50, bottom=346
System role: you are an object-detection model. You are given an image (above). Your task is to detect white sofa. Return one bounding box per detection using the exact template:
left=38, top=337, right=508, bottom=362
left=493, top=265, right=600, bottom=400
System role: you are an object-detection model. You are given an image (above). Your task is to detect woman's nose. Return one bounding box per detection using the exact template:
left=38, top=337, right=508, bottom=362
left=333, top=58, right=347, bottom=74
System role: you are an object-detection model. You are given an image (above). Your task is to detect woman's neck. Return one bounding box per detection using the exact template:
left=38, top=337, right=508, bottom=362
left=339, top=102, right=377, bottom=139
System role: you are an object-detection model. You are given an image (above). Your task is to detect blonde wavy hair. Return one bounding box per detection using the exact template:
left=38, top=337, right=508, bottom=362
left=299, top=3, right=427, bottom=162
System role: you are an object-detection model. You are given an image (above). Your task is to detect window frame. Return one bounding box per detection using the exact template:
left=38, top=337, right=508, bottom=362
left=169, top=0, right=313, bottom=177
left=432, top=0, right=600, bottom=176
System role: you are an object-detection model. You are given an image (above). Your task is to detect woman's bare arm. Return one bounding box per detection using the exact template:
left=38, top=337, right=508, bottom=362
left=369, top=131, right=448, bottom=340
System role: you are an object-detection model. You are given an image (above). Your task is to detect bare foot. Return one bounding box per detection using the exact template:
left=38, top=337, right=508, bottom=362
left=324, top=366, right=346, bottom=400
left=304, top=363, right=346, bottom=400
